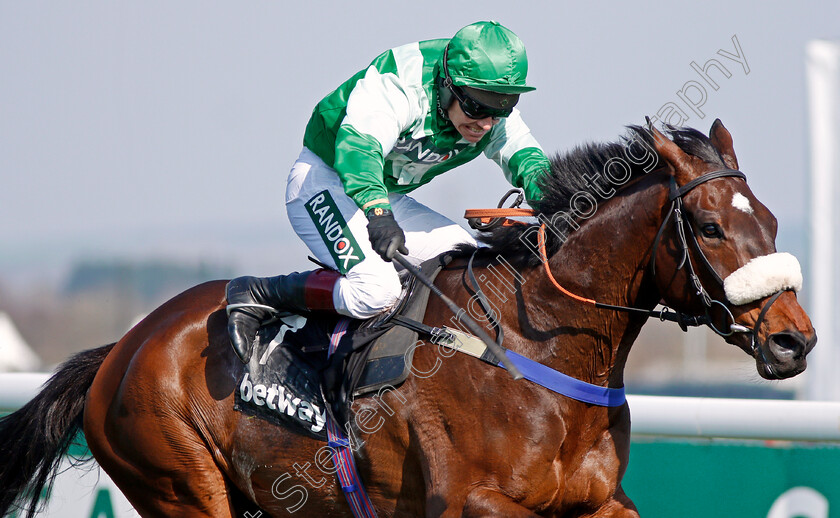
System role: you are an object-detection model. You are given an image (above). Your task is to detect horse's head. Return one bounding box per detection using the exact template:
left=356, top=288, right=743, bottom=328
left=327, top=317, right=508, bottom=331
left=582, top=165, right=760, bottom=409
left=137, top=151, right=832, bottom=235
left=650, top=120, right=816, bottom=380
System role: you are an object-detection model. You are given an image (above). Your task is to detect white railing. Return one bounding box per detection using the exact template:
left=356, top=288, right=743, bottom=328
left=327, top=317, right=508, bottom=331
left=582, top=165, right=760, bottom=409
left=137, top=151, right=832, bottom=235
left=626, top=395, right=840, bottom=442
left=0, top=372, right=49, bottom=411
left=3, top=373, right=840, bottom=442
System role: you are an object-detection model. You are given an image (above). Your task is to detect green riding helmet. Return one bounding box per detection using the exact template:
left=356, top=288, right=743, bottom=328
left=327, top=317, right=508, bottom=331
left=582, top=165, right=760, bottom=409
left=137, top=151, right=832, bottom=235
left=438, top=21, right=535, bottom=117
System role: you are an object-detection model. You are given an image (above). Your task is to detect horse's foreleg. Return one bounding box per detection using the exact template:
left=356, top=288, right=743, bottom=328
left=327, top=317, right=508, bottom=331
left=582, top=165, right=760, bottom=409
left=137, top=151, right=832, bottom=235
left=458, top=487, right=541, bottom=517
left=573, top=487, right=640, bottom=518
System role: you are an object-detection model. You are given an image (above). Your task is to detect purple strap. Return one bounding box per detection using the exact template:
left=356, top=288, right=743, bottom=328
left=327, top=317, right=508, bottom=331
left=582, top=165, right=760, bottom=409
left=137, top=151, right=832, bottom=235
left=498, top=350, right=626, bottom=406
left=327, top=318, right=378, bottom=518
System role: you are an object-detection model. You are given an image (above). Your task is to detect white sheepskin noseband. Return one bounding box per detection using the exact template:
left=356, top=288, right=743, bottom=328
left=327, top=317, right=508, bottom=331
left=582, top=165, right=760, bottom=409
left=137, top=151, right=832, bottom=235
left=723, top=252, right=803, bottom=305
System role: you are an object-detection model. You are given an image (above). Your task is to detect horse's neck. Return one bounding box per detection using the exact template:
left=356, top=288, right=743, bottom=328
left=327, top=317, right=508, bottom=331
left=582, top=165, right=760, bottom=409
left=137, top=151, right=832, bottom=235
left=513, top=175, right=669, bottom=387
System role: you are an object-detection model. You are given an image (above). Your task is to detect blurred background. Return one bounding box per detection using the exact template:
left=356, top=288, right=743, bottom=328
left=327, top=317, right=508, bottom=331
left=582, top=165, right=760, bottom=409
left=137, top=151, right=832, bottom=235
left=2, top=1, right=838, bottom=399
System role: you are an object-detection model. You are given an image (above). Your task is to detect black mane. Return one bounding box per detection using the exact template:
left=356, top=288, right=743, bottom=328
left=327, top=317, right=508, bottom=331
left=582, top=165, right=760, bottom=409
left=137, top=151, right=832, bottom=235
left=466, top=125, right=727, bottom=267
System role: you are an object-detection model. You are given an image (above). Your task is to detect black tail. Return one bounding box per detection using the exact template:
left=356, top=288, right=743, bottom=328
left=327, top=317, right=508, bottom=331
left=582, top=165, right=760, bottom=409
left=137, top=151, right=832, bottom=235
left=0, top=343, right=115, bottom=518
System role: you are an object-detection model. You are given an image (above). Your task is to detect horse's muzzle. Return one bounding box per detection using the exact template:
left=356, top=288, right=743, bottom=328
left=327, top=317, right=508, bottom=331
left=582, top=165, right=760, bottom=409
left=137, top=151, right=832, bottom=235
left=761, top=331, right=817, bottom=379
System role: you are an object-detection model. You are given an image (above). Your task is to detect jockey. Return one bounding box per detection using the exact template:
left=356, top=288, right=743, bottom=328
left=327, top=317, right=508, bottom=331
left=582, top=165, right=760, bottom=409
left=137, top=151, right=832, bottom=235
left=226, top=21, right=551, bottom=363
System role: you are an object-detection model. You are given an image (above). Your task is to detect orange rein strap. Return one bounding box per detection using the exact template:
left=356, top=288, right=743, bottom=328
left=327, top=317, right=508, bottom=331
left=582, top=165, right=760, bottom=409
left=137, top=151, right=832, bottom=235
left=536, top=224, right=705, bottom=330
left=463, top=208, right=538, bottom=218
left=463, top=208, right=537, bottom=227
left=463, top=207, right=596, bottom=304
left=536, top=223, right=708, bottom=330
left=462, top=205, right=710, bottom=332
left=463, top=206, right=597, bottom=305
left=536, top=224, right=597, bottom=305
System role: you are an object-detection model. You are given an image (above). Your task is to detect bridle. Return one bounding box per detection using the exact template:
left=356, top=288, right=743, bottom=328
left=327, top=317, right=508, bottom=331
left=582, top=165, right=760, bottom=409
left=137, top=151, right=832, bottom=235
left=647, top=168, right=790, bottom=362
left=466, top=170, right=793, bottom=361
left=652, top=170, right=750, bottom=332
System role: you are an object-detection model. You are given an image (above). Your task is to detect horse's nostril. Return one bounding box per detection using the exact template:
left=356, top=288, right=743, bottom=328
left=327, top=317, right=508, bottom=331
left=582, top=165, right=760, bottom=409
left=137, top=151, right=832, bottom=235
left=805, top=334, right=818, bottom=355
left=768, top=332, right=807, bottom=361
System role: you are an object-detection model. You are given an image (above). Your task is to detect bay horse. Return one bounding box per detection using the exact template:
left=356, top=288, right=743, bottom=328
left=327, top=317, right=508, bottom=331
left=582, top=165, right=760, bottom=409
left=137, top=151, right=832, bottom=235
left=0, top=120, right=815, bottom=517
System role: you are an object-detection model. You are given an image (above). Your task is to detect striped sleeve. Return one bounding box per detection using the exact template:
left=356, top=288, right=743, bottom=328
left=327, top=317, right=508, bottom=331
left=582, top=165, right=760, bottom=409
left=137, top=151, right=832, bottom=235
left=334, top=63, right=423, bottom=211
left=483, top=109, right=551, bottom=202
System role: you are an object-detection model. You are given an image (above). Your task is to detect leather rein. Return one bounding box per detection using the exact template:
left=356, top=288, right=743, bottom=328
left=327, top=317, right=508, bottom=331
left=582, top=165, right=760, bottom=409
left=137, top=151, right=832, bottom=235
left=465, top=171, right=791, bottom=359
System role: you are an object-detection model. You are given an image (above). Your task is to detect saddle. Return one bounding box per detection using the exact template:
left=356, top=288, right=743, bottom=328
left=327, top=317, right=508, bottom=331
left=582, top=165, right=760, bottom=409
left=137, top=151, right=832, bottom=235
left=233, top=253, right=451, bottom=439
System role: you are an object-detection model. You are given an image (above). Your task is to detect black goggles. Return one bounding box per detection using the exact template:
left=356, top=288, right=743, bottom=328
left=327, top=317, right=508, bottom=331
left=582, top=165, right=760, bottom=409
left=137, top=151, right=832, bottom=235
left=441, top=44, right=517, bottom=120
left=449, top=86, right=515, bottom=120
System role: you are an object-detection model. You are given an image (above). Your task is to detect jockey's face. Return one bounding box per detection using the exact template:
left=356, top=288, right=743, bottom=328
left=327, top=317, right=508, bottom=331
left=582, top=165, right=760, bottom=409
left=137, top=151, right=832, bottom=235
left=447, top=101, right=500, bottom=143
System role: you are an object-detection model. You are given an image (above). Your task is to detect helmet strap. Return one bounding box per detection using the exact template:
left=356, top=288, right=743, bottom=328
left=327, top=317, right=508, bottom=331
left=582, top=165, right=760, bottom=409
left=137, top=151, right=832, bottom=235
left=437, top=45, right=454, bottom=120
left=437, top=78, right=453, bottom=120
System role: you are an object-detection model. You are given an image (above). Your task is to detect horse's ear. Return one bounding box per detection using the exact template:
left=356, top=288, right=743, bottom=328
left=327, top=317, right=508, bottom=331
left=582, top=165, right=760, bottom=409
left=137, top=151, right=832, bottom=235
left=709, top=118, right=739, bottom=170
left=649, top=125, right=690, bottom=176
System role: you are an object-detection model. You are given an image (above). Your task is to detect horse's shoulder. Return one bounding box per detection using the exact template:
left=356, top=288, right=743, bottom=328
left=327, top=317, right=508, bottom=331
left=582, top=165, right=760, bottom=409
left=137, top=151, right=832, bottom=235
left=178, top=279, right=228, bottom=309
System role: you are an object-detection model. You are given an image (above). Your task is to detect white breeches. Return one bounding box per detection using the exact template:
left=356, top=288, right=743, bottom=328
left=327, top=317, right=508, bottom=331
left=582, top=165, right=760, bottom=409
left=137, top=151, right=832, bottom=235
left=285, top=147, right=476, bottom=318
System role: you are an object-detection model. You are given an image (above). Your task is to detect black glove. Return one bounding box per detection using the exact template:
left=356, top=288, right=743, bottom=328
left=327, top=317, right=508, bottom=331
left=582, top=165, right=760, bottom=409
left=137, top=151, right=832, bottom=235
left=366, top=208, right=408, bottom=261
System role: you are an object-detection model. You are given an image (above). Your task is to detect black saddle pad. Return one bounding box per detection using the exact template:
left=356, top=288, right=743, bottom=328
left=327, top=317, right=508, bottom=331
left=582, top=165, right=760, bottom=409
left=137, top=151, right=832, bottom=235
left=233, top=315, right=335, bottom=440
left=232, top=254, right=451, bottom=438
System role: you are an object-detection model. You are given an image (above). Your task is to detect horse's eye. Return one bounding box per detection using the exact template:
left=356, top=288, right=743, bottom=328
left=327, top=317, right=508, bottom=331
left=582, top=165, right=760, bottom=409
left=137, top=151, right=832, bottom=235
left=701, top=223, right=723, bottom=238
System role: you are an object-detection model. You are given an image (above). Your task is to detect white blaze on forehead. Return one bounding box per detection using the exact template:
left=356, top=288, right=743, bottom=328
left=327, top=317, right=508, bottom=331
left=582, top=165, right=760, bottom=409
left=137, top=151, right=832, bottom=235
left=732, top=192, right=754, bottom=214
left=723, top=252, right=803, bottom=305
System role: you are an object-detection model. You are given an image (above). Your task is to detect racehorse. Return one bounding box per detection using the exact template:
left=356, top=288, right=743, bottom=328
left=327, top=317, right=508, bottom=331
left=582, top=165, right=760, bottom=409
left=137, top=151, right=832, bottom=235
left=0, top=120, right=815, bottom=517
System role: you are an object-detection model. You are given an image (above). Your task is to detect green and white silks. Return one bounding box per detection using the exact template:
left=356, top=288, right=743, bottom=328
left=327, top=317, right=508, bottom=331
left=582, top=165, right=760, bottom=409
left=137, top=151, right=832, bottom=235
left=302, top=37, right=550, bottom=213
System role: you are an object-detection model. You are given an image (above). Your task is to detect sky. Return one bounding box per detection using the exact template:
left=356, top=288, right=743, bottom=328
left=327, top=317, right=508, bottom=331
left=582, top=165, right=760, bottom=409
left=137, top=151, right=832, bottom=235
left=2, top=1, right=839, bottom=288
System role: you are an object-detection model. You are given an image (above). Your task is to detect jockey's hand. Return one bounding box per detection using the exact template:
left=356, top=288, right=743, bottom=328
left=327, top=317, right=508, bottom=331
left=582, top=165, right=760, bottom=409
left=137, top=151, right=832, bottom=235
left=366, top=208, right=408, bottom=261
